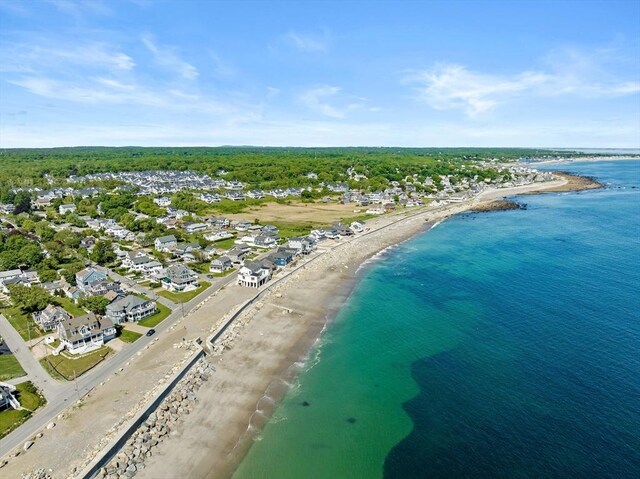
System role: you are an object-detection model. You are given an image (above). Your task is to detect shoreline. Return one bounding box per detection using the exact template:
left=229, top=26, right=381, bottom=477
left=133, top=178, right=578, bottom=479
left=0, top=174, right=591, bottom=479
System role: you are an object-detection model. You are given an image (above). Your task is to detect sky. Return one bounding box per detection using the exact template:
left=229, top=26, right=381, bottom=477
left=0, top=0, right=639, bottom=148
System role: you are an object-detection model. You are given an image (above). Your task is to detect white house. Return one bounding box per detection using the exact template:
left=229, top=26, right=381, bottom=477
left=237, top=261, right=271, bottom=288
left=105, top=295, right=156, bottom=324
left=154, top=235, right=177, bottom=252
left=210, top=256, right=232, bottom=273
left=161, top=265, right=198, bottom=292
left=59, top=204, right=77, bottom=215
left=56, top=313, right=116, bottom=355
left=153, top=196, right=172, bottom=207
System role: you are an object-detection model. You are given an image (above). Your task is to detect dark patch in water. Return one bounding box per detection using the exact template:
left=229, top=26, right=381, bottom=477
left=346, top=417, right=357, bottom=424
left=301, top=401, right=310, bottom=407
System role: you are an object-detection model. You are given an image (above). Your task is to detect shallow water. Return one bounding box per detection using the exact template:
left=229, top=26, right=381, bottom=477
left=233, top=160, right=640, bottom=479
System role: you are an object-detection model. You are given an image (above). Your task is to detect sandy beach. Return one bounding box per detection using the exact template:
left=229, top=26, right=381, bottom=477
left=1, top=175, right=582, bottom=479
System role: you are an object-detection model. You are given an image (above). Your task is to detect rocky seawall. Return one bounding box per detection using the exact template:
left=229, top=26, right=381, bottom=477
left=470, top=199, right=525, bottom=213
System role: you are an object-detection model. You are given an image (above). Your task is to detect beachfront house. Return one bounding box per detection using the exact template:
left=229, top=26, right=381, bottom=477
left=161, top=264, right=199, bottom=292
left=237, top=261, right=271, bottom=288
left=105, top=294, right=156, bottom=324
left=210, top=256, right=232, bottom=273
left=33, top=304, right=71, bottom=331
left=287, top=237, right=313, bottom=255
left=56, top=313, right=116, bottom=355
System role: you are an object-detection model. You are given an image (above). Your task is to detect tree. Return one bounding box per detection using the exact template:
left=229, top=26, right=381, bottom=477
left=78, top=296, right=110, bottom=314
left=8, top=284, right=51, bottom=313
left=13, top=191, right=32, bottom=215
left=90, top=240, right=116, bottom=265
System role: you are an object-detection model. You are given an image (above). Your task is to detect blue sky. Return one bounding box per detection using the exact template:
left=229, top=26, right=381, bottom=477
left=1, top=0, right=639, bottom=148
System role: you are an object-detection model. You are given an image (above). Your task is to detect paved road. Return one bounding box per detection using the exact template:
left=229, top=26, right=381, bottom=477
left=0, top=314, right=63, bottom=399
left=0, top=265, right=242, bottom=459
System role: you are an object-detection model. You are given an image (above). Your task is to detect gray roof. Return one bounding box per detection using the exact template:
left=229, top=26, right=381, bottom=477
left=106, top=294, right=151, bottom=314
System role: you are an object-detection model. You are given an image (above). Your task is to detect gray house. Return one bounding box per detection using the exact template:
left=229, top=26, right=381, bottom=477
left=33, top=304, right=71, bottom=331
left=105, top=294, right=156, bottom=324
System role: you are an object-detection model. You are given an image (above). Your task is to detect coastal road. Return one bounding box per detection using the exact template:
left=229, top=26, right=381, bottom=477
left=0, top=269, right=240, bottom=460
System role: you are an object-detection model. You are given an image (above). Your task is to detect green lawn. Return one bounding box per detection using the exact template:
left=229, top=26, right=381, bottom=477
left=15, top=381, right=45, bottom=411
left=211, top=268, right=236, bottom=278
left=190, top=261, right=211, bottom=274
left=0, top=381, right=46, bottom=438
left=156, top=281, right=211, bottom=304
left=137, top=302, right=172, bottom=328
left=53, top=297, right=86, bottom=317
left=0, top=354, right=26, bottom=381
left=40, top=346, right=112, bottom=381
left=119, top=329, right=142, bottom=343
left=211, top=237, right=236, bottom=250
left=0, top=307, right=44, bottom=341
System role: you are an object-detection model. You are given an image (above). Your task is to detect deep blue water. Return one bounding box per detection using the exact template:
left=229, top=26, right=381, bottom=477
left=235, top=160, right=640, bottom=479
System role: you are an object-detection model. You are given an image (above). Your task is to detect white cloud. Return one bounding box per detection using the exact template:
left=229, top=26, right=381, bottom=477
left=406, top=49, right=640, bottom=117
left=142, top=35, right=198, bottom=80
left=284, top=31, right=329, bottom=53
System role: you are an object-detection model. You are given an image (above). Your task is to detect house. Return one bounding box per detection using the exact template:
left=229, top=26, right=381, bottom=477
left=0, top=269, right=22, bottom=284
left=204, top=231, right=233, bottom=242
left=154, top=235, right=177, bottom=252
left=183, top=222, right=208, bottom=234
left=210, top=256, right=232, bottom=273
left=0, top=384, right=19, bottom=410
left=203, top=245, right=217, bottom=259
left=80, top=236, right=97, bottom=250
left=56, top=313, right=116, bottom=355
left=288, top=237, right=313, bottom=254
left=237, top=261, right=271, bottom=288
left=75, top=268, right=108, bottom=293
left=270, top=248, right=295, bottom=267
left=161, top=265, right=198, bottom=292
left=153, top=196, right=172, bottom=207
left=227, top=245, right=251, bottom=265
left=85, top=280, right=122, bottom=298
left=33, top=304, right=71, bottom=331
left=59, top=204, right=77, bottom=215
left=128, top=255, right=163, bottom=275
left=254, top=235, right=276, bottom=248
left=105, top=295, right=156, bottom=324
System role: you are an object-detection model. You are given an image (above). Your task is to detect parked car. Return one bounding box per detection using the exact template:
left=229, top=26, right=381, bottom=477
left=146, top=329, right=156, bottom=337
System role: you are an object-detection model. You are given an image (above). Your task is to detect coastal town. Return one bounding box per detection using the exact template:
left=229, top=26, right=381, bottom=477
left=0, top=155, right=564, bottom=478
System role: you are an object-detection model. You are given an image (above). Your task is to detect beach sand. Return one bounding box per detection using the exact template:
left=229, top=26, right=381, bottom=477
left=0, top=176, right=572, bottom=479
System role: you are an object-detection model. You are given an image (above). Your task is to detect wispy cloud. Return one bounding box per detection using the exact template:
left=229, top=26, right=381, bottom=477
left=44, top=0, right=112, bottom=17
left=284, top=31, right=329, bottom=53
left=142, top=34, right=198, bottom=80
left=0, top=41, right=135, bottom=73
left=405, top=48, right=640, bottom=118
left=299, top=85, right=346, bottom=118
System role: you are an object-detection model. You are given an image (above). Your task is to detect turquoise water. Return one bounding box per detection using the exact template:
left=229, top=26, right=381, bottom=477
left=233, top=161, right=640, bottom=479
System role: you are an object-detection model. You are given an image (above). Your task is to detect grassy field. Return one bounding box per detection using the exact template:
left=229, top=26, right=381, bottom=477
left=40, top=346, right=112, bottom=381
left=228, top=200, right=358, bottom=225
left=137, top=302, right=172, bottom=328
left=0, top=354, right=26, bottom=381
left=119, top=329, right=142, bottom=343
left=53, top=297, right=86, bottom=317
left=0, top=307, right=44, bottom=341
left=157, top=281, right=211, bottom=303
left=0, top=381, right=46, bottom=438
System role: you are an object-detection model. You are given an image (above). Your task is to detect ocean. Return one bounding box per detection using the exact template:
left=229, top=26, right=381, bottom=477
left=232, top=160, right=640, bottom=479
